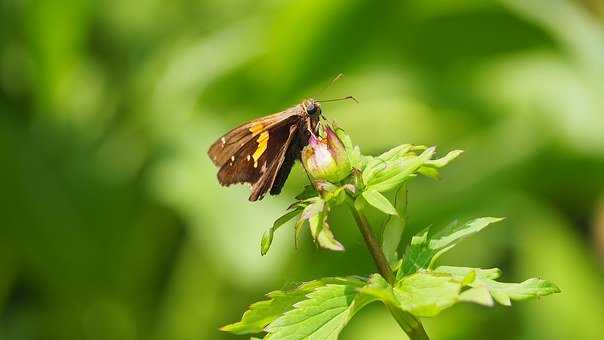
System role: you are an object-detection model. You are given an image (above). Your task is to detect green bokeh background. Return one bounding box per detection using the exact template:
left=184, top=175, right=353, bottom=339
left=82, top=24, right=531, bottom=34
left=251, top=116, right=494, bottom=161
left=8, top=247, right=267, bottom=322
left=2, top=0, right=604, bottom=339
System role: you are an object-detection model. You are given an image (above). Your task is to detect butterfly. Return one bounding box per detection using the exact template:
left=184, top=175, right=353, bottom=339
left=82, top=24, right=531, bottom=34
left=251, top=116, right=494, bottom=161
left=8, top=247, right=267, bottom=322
left=208, top=96, right=355, bottom=201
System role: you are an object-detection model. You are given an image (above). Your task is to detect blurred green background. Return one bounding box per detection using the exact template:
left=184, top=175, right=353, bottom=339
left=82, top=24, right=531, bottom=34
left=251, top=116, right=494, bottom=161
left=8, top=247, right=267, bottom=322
left=2, top=0, right=604, bottom=339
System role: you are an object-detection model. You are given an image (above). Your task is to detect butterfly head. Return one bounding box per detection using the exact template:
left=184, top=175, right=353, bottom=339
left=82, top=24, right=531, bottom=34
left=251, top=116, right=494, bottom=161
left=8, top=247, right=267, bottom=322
left=303, top=98, right=321, bottom=116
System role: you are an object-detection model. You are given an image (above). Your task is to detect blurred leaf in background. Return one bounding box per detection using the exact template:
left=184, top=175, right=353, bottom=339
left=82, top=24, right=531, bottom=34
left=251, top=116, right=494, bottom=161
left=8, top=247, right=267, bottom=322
left=1, top=0, right=604, bottom=339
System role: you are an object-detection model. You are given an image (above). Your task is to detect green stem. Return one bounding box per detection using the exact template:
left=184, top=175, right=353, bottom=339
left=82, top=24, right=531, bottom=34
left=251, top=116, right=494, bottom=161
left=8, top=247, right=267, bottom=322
left=350, top=200, right=395, bottom=283
left=387, top=305, right=429, bottom=340
left=349, top=199, right=429, bottom=340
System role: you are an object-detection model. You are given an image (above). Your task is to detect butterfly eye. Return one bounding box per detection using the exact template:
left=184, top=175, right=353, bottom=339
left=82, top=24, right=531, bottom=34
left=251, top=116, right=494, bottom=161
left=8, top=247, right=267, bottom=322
left=307, top=103, right=317, bottom=115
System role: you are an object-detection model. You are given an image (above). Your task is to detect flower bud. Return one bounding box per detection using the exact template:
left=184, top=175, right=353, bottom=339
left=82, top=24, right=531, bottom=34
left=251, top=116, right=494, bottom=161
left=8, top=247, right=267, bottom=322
left=302, top=127, right=351, bottom=182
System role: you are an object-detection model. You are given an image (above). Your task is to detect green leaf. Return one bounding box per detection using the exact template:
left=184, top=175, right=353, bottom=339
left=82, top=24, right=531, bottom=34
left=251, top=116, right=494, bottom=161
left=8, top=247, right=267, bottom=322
left=375, top=144, right=414, bottom=162
left=362, top=146, right=463, bottom=193
left=397, top=229, right=430, bottom=279
left=222, top=277, right=369, bottom=335
left=262, top=206, right=304, bottom=255
left=221, top=280, right=326, bottom=335
left=361, top=190, right=398, bottom=215
left=364, top=147, right=436, bottom=193
left=416, top=149, right=463, bottom=179
left=260, top=228, right=274, bottom=256
left=295, top=198, right=325, bottom=248
left=459, top=286, right=494, bottom=306
left=336, top=127, right=365, bottom=169
left=309, top=216, right=344, bottom=251
left=314, top=181, right=347, bottom=204
left=361, top=145, right=412, bottom=185
left=430, top=217, right=504, bottom=251
left=486, top=279, right=561, bottom=306
left=308, top=200, right=327, bottom=240
left=358, top=274, right=407, bottom=310
left=361, top=273, right=462, bottom=317
left=292, top=197, right=344, bottom=251
left=435, top=266, right=560, bottom=306
left=398, top=217, right=504, bottom=279
left=274, top=209, right=303, bottom=230
left=393, top=272, right=462, bottom=317
left=294, top=218, right=305, bottom=249
left=361, top=269, right=559, bottom=318
left=424, top=150, right=463, bottom=168
left=417, top=166, right=440, bottom=179
left=300, top=197, right=324, bottom=221
left=434, top=266, right=502, bottom=281
left=265, top=279, right=375, bottom=340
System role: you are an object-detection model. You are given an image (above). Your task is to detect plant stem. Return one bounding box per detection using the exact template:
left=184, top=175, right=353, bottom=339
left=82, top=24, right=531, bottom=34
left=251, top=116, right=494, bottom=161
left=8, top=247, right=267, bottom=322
left=387, top=305, right=429, bottom=340
left=350, top=199, right=429, bottom=340
left=350, top=201, right=395, bottom=283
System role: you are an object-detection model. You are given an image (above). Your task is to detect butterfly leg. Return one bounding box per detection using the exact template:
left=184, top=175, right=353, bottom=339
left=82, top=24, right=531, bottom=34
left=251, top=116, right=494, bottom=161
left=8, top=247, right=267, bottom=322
left=306, top=117, right=318, bottom=139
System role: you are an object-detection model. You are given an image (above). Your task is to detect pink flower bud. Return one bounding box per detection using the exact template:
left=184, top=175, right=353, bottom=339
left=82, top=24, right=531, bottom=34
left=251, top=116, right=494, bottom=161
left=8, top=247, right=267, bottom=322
left=301, top=127, right=351, bottom=182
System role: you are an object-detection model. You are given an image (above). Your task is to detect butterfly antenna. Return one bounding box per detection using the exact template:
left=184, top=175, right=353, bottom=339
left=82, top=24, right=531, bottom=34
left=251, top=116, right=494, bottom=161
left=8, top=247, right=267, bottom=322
left=317, top=95, right=359, bottom=104
left=318, top=73, right=344, bottom=96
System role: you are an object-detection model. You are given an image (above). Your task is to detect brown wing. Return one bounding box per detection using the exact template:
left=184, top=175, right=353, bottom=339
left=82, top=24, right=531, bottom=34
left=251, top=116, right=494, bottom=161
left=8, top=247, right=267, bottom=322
left=208, top=106, right=301, bottom=167
left=249, top=124, right=298, bottom=201
left=215, top=116, right=300, bottom=201
left=269, top=123, right=310, bottom=196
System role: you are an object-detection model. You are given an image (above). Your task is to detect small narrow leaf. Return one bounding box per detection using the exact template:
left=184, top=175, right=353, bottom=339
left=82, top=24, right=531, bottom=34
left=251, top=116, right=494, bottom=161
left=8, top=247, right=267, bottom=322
left=295, top=198, right=325, bottom=248
left=273, top=209, right=303, bottom=230
left=335, top=128, right=365, bottom=169
left=362, top=190, right=398, bottom=215
left=260, top=205, right=304, bottom=256
left=308, top=202, right=327, bottom=243
left=294, top=218, right=306, bottom=249
left=424, top=150, right=463, bottom=168
left=263, top=206, right=305, bottom=255
left=261, top=228, right=274, bottom=256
